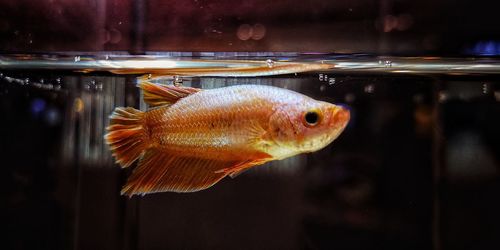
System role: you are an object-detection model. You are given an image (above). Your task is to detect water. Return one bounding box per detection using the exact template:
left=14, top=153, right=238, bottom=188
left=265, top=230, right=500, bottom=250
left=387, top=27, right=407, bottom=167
left=1, top=53, right=499, bottom=250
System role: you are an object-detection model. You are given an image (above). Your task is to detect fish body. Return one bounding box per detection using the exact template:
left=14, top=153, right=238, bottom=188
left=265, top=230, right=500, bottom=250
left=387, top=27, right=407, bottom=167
left=105, top=82, right=349, bottom=195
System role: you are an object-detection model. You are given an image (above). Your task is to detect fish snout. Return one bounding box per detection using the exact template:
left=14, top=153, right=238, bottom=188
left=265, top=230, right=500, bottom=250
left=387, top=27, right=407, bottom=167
left=330, top=105, right=350, bottom=128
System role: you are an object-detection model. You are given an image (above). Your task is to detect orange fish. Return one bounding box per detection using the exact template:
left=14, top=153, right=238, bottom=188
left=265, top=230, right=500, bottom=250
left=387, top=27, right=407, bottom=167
left=105, top=82, right=350, bottom=196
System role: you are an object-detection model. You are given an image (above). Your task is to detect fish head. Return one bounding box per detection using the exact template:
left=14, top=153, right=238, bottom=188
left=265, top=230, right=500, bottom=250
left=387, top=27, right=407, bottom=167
left=268, top=99, right=350, bottom=158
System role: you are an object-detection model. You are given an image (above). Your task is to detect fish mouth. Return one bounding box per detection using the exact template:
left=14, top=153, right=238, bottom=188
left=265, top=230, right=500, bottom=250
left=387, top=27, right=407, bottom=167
left=330, top=105, right=350, bottom=129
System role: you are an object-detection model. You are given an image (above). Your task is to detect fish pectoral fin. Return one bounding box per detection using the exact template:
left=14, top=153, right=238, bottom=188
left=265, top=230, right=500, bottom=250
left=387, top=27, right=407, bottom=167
left=137, top=80, right=201, bottom=108
left=122, top=149, right=239, bottom=196
left=243, top=120, right=269, bottom=145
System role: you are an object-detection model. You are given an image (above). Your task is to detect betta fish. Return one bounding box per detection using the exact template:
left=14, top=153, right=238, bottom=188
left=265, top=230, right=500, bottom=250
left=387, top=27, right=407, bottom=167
left=105, top=82, right=349, bottom=196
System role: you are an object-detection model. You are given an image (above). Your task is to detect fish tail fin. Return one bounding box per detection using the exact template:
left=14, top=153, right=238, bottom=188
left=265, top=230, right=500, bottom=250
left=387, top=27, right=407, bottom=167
left=104, top=107, right=148, bottom=168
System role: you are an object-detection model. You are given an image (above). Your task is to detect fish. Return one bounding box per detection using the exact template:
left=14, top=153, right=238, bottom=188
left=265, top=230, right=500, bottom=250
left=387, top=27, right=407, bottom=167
left=104, top=82, right=350, bottom=196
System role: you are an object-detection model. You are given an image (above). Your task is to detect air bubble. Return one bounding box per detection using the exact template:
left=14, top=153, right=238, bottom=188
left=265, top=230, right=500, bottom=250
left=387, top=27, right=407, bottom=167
left=266, top=59, right=275, bottom=68
left=173, top=76, right=183, bottom=87
left=329, top=78, right=336, bottom=85
left=24, top=78, right=30, bottom=85
left=482, top=83, right=489, bottom=94
left=384, top=60, right=392, bottom=67
left=74, top=56, right=81, bottom=62
left=319, top=74, right=324, bottom=81
left=85, top=80, right=96, bottom=90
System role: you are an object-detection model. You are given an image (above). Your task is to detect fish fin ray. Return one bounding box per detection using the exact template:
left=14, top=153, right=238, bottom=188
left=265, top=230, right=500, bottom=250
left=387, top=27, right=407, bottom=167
left=104, top=107, right=147, bottom=168
left=215, top=155, right=272, bottom=178
left=121, top=149, right=245, bottom=196
left=243, top=120, right=268, bottom=145
left=137, top=80, right=201, bottom=107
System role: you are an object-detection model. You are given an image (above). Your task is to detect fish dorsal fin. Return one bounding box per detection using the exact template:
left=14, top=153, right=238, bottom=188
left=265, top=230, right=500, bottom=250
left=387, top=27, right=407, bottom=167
left=137, top=81, right=201, bottom=107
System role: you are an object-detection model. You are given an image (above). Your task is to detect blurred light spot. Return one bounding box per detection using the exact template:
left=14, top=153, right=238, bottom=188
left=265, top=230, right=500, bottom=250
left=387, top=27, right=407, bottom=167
left=383, top=15, right=398, bottom=32
left=495, top=91, right=500, bottom=101
left=467, top=40, right=500, bottom=56
left=447, top=131, right=498, bottom=182
left=251, top=23, right=266, bottom=40
left=382, top=14, right=413, bottom=32
left=413, top=94, right=424, bottom=103
left=45, top=107, right=61, bottom=126
left=108, top=28, right=122, bottom=44
left=237, top=23, right=266, bottom=41
left=31, top=98, right=46, bottom=115
left=345, top=93, right=356, bottom=103
left=414, top=106, right=433, bottom=135
left=438, top=91, right=448, bottom=102
left=364, top=84, right=374, bottom=93
left=237, top=24, right=252, bottom=40
left=74, top=98, right=84, bottom=113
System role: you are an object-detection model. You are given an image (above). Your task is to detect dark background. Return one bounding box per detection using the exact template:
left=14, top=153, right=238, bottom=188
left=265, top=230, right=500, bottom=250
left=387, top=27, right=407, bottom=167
left=0, top=0, right=500, bottom=55
left=1, top=72, right=499, bottom=250
left=1, top=0, right=500, bottom=250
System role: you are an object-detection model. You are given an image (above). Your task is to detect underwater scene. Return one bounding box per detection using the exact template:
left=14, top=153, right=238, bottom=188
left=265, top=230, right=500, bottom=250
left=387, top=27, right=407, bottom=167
left=1, top=54, right=499, bottom=250
left=2, top=0, right=500, bottom=249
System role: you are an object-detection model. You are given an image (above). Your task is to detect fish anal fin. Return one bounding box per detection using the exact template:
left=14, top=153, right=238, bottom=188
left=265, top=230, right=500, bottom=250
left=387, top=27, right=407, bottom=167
left=137, top=81, right=201, bottom=107
left=122, top=149, right=247, bottom=196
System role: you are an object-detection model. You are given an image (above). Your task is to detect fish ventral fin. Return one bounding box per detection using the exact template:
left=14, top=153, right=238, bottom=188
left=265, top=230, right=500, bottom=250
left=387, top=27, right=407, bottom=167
left=137, top=81, right=201, bottom=107
left=104, top=107, right=147, bottom=168
left=122, top=149, right=248, bottom=196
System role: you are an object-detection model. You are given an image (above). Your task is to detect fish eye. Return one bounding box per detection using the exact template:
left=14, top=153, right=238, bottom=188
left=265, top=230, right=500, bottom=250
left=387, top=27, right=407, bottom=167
left=304, top=110, right=320, bottom=127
